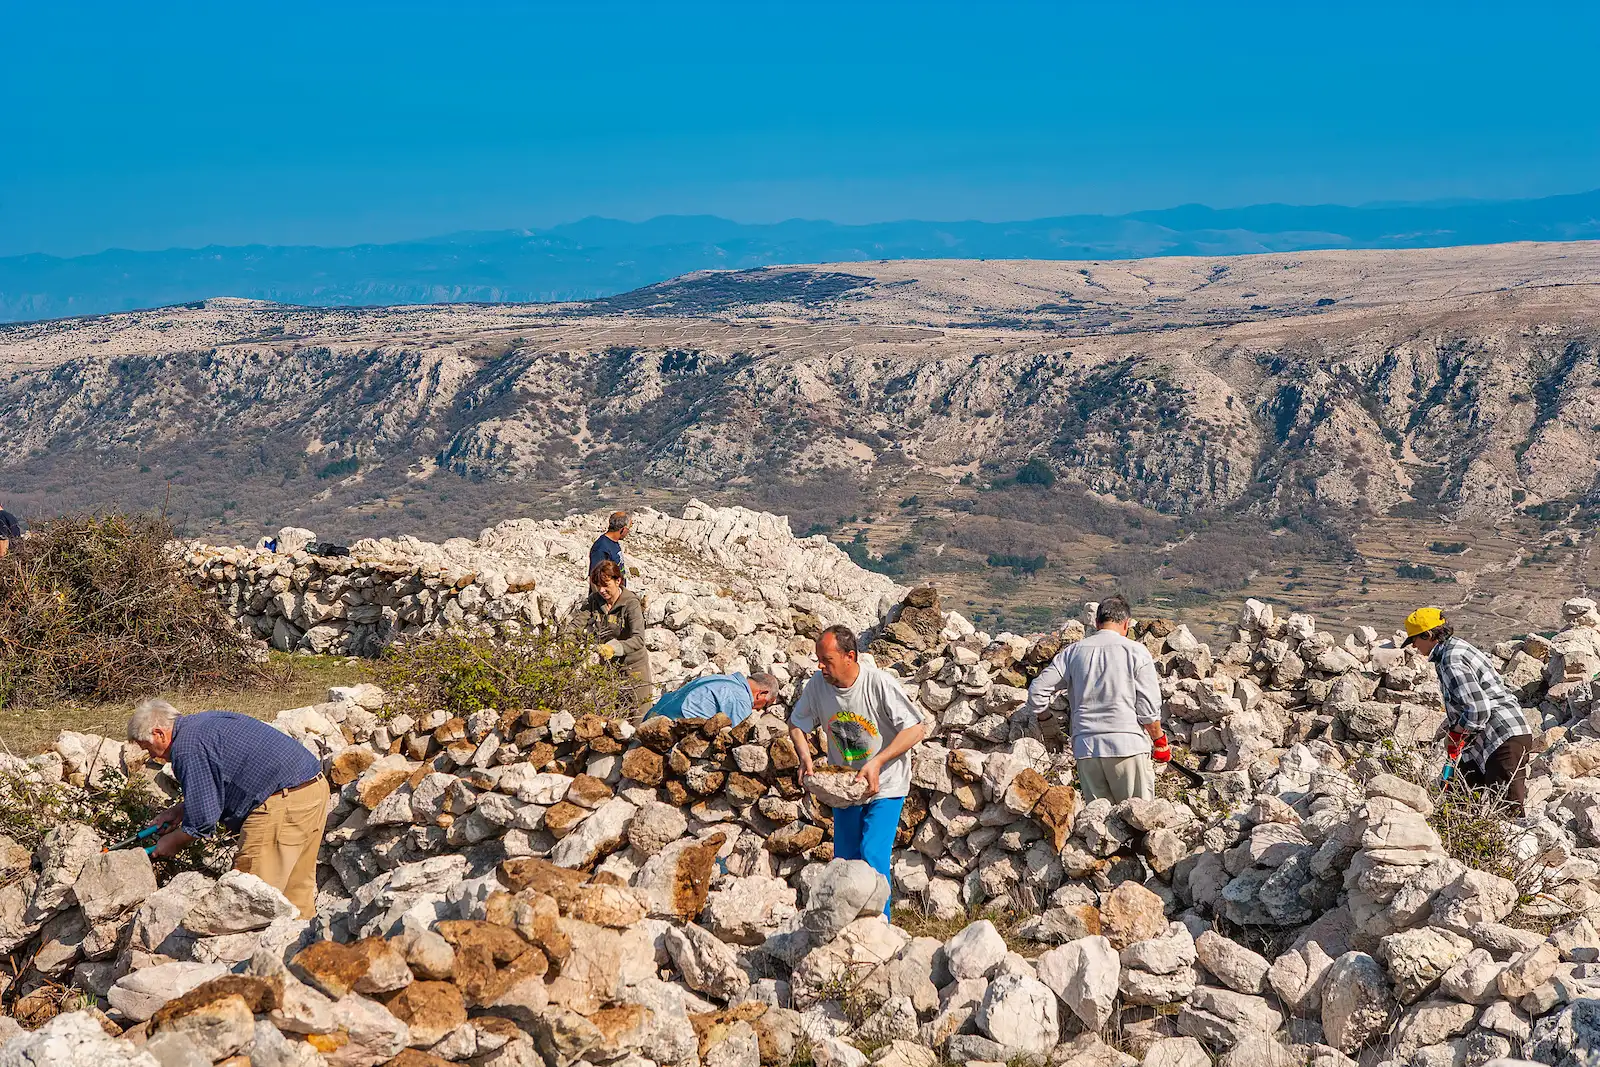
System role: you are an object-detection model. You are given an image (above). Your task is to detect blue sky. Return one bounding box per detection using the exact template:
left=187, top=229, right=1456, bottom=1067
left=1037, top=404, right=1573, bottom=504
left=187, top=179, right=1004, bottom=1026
left=4, top=0, right=1598, bottom=256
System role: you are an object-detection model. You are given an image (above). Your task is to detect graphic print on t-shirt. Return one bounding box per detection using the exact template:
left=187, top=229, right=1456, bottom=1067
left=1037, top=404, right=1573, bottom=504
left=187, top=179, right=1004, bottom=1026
left=829, top=710, right=880, bottom=765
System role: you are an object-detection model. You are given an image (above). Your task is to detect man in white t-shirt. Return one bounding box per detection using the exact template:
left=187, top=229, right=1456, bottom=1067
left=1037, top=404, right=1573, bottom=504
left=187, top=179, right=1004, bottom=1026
left=789, top=624, right=927, bottom=915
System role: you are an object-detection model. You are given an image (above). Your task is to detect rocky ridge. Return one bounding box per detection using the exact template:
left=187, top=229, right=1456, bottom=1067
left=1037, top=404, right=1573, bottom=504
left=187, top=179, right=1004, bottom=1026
left=6, top=247, right=1600, bottom=528
left=6, top=513, right=1600, bottom=1065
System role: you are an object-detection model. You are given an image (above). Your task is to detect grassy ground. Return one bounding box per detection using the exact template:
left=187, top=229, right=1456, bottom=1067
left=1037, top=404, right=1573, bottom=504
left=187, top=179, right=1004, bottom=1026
left=0, top=653, right=371, bottom=755
left=891, top=905, right=1042, bottom=957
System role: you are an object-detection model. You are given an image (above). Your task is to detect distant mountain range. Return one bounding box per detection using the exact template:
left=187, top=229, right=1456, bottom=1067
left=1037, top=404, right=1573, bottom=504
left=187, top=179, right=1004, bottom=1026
left=4, top=189, right=1600, bottom=323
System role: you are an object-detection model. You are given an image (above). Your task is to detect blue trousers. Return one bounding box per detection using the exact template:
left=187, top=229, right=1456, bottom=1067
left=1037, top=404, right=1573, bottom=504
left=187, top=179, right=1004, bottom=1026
left=831, top=796, right=905, bottom=917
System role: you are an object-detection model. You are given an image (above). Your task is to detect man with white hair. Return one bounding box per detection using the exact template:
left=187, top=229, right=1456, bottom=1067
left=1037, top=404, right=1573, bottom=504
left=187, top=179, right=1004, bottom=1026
left=129, top=700, right=328, bottom=918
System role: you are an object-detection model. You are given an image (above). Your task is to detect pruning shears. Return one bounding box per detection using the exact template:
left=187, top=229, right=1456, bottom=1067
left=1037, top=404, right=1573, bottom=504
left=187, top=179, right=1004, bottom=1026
left=1439, top=728, right=1469, bottom=784
left=104, top=824, right=164, bottom=855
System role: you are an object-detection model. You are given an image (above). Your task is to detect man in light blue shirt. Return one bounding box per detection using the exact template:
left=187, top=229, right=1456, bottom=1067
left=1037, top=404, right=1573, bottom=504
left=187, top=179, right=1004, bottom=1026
left=646, top=671, right=780, bottom=726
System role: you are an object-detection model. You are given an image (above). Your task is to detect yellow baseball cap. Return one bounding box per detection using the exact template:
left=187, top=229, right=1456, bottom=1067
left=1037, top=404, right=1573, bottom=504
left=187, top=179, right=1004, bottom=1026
left=1402, top=606, right=1446, bottom=646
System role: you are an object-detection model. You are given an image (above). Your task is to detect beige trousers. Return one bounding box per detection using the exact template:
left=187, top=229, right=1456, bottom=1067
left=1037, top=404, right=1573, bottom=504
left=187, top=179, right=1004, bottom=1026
left=1076, top=753, right=1155, bottom=804
left=234, top=775, right=329, bottom=919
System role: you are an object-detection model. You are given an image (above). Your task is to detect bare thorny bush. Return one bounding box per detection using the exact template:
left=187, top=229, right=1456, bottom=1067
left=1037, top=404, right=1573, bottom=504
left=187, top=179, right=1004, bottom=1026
left=0, top=512, right=265, bottom=708
left=1373, top=738, right=1576, bottom=928
left=0, top=763, right=232, bottom=889
left=375, top=620, right=636, bottom=720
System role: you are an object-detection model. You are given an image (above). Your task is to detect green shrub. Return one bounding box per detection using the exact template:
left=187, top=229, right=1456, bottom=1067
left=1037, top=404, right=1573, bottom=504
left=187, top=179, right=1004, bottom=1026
left=1016, top=456, right=1056, bottom=487
left=376, top=624, right=634, bottom=719
left=987, top=552, right=1048, bottom=576
left=315, top=455, right=360, bottom=480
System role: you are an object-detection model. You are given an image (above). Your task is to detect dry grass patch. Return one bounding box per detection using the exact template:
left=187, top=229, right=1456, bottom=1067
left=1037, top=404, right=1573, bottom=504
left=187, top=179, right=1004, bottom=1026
left=0, top=653, right=369, bottom=755
left=892, top=904, right=1041, bottom=957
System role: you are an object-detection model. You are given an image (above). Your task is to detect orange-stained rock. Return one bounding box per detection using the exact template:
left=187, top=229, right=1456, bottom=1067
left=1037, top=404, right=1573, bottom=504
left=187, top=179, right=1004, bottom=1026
left=768, top=737, right=799, bottom=772
left=499, top=858, right=589, bottom=898
left=151, top=974, right=282, bottom=1025
left=766, top=822, right=824, bottom=856
left=620, top=747, right=665, bottom=786
left=351, top=937, right=413, bottom=994
left=567, top=775, right=614, bottom=809
left=1099, top=880, right=1168, bottom=949
left=691, top=1002, right=768, bottom=1057
left=543, top=801, right=589, bottom=839
left=291, top=941, right=371, bottom=999
left=726, top=772, right=767, bottom=806
left=562, top=883, right=647, bottom=929
left=635, top=716, right=676, bottom=752
left=1032, top=785, right=1079, bottom=851
left=329, top=748, right=378, bottom=786
left=382, top=1050, right=456, bottom=1067
left=384, top=981, right=467, bottom=1046
left=356, top=767, right=413, bottom=809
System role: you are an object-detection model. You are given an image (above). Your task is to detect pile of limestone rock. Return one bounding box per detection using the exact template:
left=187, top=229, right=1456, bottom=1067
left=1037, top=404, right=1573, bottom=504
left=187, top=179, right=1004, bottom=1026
left=180, top=501, right=903, bottom=661
left=7, top=536, right=1600, bottom=1063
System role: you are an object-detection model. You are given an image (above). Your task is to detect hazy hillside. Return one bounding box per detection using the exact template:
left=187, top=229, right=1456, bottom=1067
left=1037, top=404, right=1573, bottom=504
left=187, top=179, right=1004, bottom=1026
left=3, top=242, right=1599, bottom=639
left=4, top=189, right=1600, bottom=322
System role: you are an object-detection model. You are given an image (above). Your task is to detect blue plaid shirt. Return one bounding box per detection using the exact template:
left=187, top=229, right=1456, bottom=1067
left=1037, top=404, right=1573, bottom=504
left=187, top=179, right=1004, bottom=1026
left=170, top=711, right=322, bottom=836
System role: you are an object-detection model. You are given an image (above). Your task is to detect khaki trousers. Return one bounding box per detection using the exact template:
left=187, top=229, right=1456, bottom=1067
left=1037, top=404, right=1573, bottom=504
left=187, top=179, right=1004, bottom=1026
left=1077, top=754, right=1155, bottom=804
left=234, top=775, right=329, bottom=919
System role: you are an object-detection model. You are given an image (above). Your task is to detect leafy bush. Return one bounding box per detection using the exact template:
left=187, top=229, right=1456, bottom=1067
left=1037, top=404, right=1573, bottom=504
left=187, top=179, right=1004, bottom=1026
left=0, top=513, right=263, bottom=708
left=837, top=531, right=916, bottom=577
left=376, top=624, right=634, bottom=719
left=1396, top=561, right=1452, bottom=581
left=987, top=552, right=1048, bottom=576
left=1427, top=541, right=1468, bottom=555
left=1016, top=457, right=1056, bottom=487
left=315, top=455, right=360, bottom=479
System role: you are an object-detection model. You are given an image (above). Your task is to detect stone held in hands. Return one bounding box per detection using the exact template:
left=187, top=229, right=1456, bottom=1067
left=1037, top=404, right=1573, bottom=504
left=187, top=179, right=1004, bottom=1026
left=805, top=768, right=872, bottom=808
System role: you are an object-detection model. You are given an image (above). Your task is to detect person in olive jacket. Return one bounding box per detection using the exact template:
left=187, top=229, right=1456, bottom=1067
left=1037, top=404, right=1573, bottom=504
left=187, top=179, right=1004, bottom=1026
left=583, top=558, right=653, bottom=719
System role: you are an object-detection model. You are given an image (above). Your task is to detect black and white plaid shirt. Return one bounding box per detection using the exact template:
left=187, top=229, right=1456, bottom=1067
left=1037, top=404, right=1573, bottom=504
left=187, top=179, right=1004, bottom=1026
left=1431, top=637, right=1531, bottom=771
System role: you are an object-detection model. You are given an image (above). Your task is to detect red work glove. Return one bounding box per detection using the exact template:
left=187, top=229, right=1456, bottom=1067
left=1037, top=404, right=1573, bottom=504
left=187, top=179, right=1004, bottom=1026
left=1151, top=734, right=1172, bottom=763
left=1445, top=730, right=1468, bottom=760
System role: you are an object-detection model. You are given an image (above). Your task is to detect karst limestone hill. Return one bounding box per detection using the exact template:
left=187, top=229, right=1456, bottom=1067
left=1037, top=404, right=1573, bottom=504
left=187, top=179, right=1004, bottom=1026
left=3, top=243, right=1600, bottom=534
left=5, top=502, right=1600, bottom=1064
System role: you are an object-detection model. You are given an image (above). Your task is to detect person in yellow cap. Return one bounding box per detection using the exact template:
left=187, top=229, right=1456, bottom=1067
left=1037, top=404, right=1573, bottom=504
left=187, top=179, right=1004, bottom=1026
left=1403, top=606, right=1532, bottom=812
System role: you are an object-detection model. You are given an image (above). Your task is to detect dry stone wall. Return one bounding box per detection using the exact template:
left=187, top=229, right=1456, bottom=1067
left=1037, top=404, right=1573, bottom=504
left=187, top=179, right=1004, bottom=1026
left=182, top=501, right=906, bottom=668
left=7, top=507, right=1600, bottom=1067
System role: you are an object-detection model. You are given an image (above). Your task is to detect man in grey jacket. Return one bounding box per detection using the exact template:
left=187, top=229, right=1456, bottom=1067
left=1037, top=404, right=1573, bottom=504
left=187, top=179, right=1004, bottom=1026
left=1023, top=594, right=1170, bottom=802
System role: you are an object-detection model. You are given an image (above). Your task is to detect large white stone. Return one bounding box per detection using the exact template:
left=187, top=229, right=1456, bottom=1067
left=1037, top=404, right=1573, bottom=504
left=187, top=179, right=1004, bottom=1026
left=803, top=860, right=889, bottom=942
left=182, top=870, right=297, bottom=934
left=943, top=919, right=1009, bottom=981
left=549, top=797, right=636, bottom=869
left=975, top=973, right=1060, bottom=1055
left=1037, top=935, right=1120, bottom=1031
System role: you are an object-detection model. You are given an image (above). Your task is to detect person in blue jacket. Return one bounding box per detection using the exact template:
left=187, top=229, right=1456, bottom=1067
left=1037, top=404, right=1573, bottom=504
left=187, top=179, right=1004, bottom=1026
left=645, top=671, right=780, bottom=727
left=590, top=512, right=631, bottom=583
